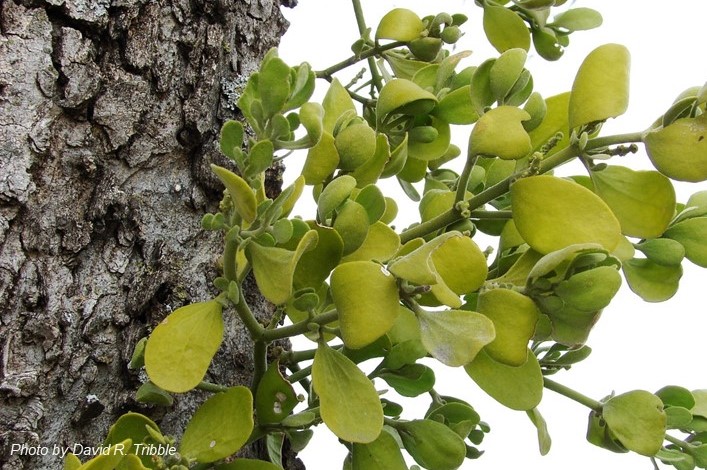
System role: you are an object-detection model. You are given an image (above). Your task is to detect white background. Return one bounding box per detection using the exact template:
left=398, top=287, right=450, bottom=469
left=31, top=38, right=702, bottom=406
left=277, top=1, right=707, bottom=469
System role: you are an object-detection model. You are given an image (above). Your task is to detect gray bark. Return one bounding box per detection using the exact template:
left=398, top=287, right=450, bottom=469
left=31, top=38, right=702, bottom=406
left=0, top=0, right=302, bottom=468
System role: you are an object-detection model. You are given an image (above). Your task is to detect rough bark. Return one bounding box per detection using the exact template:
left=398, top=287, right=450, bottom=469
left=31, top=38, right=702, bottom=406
left=0, top=0, right=302, bottom=468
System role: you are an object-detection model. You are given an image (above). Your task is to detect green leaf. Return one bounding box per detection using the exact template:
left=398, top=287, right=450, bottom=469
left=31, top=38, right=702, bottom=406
left=656, top=386, right=696, bottom=409
left=388, top=232, right=488, bottom=308
left=299, top=102, right=324, bottom=145
left=378, top=363, right=435, bottom=397
left=211, top=165, right=257, bottom=224
left=465, top=349, right=543, bottom=411
left=477, top=289, right=539, bottom=366
left=376, top=8, right=424, bottom=42
left=292, top=222, right=343, bottom=290
left=645, top=114, right=707, bottom=182
left=408, top=117, right=451, bottom=161
left=352, top=430, right=408, bottom=470
left=215, top=458, right=282, bottom=470
left=417, top=308, right=495, bottom=367
left=336, top=123, right=377, bottom=171
left=317, top=175, right=357, bottom=220
left=180, top=387, right=254, bottom=463
left=622, top=258, right=682, bottom=302
left=483, top=4, right=531, bottom=53
left=285, top=62, right=316, bottom=112
left=490, top=48, right=528, bottom=103
left=333, top=200, right=371, bottom=255
left=104, top=412, right=163, bottom=468
left=527, top=408, right=552, bottom=456
left=220, top=120, right=244, bottom=160
left=260, top=52, right=291, bottom=119
left=303, top=132, right=339, bottom=185
left=312, top=343, right=384, bottom=443
left=246, top=140, right=274, bottom=178
left=469, top=106, right=532, bottom=159
left=331, top=261, right=400, bottom=349
left=550, top=8, right=603, bottom=31
left=591, top=165, right=676, bottom=238
left=255, top=362, right=298, bottom=425
left=135, top=381, right=173, bottom=406
left=322, top=86, right=355, bottom=137
left=664, top=217, right=707, bottom=268
left=76, top=440, right=132, bottom=470
left=692, top=390, right=707, bottom=418
left=246, top=229, right=318, bottom=305
left=433, top=86, right=478, bottom=125
left=64, top=453, right=82, bottom=470
left=569, top=44, right=630, bottom=129
left=351, top=134, right=392, bottom=187
left=377, top=79, right=437, bottom=125
left=145, top=301, right=223, bottom=393
left=397, top=419, right=467, bottom=470
left=511, top=175, right=622, bottom=254
left=342, top=221, right=401, bottom=263
left=603, top=390, right=667, bottom=456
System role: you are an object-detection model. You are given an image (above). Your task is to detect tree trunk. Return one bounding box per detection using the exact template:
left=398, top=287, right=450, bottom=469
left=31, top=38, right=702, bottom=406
left=0, top=0, right=302, bottom=468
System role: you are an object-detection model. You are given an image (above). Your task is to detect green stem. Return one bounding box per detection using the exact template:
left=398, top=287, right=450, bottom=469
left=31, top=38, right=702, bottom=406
left=287, top=364, right=313, bottom=385
left=252, top=340, right=267, bottom=393
left=470, top=209, right=513, bottom=219
left=351, top=0, right=384, bottom=93
left=262, top=309, right=339, bottom=342
left=223, top=238, right=238, bottom=283
left=316, top=41, right=404, bottom=81
left=287, top=362, right=312, bottom=392
left=233, top=289, right=266, bottom=340
left=455, top=153, right=478, bottom=203
left=664, top=434, right=693, bottom=450
left=543, top=377, right=603, bottom=412
left=285, top=348, right=318, bottom=364
left=196, top=381, right=229, bottom=393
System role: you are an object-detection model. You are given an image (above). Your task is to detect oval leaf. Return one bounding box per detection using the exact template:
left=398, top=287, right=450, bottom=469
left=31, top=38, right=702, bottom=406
left=644, top=114, right=707, bottom=182
left=352, top=430, right=408, bottom=470
left=397, top=419, right=467, bottom=470
left=469, top=106, right=532, bottom=159
left=465, top=349, right=543, bottom=411
left=145, top=301, right=223, bottom=393
left=180, top=387, right=254, bottom=463
left=511, top=175, right=622, bottom=254
left=569, top=43, right=630, bottom=129
left=483, top=4, right=531, bottom=53
left=211, top=165, right=257, bottom=224
left=603, top=390, right=667, bottom=456
left=312, top=343, right=384, bottom=443
left=331, top=261, right=400, bottom=349
left=591, top=165, right=676, bottom=238
left=417, top=309, right=495, bottom=367
left=376, top=8, right=424, bottom=42
left=664, top=217, right=707, bottom=268
left=477, top=289, right=540, bottom=366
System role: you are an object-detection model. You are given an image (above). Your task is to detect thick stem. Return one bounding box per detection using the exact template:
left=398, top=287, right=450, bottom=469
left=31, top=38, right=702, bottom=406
left=233, top=289, right=266, bottom=340
left=351, top=0, right=384, bottom=93
left=252, top=340, right=268, bottom=393
left=196, top=381, right=229, bottom=393
left=316, top=41, right=404, bottom=81
left=262, top=309, right=339, bottom=342
left=543, top=377, right=603, bottom=412
left=287, top=364, right=313, bottom=384
left=455, top=153, right=478, bottom=203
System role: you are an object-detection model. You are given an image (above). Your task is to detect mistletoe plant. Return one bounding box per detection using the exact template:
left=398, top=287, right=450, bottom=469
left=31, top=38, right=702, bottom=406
left=66, top=1, right=707, bottom=469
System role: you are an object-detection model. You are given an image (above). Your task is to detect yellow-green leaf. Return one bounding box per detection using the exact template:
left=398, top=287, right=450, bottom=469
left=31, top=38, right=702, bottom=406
left=511, top=175, right=622, bottom=254
left=417, top=309, right=495, bottom=367
left=77, top=440, right=132, bottom=470
left=352, top=430, right=408, bottom=470
left=145, top=301, right=223, bottom=393
left=483, top=4, right=531, bottom=53
left=64, top=454, right=82, bottom=470
left=528, top=92, right=571, bottom=153
left=331, top=261, right=400, bottom=349
left=377, top=79, right=437, bottom=125
left=664, top=217, right=707, bottom=267
left=336, top=123, right=377, bottom=171
left=104, top=412, right=163, bottom=469
left=490, top=48, right=528, bottom=103
left=469, top=106, right=532, bottom=159
left=433, top=86, right=478, bottom=125
left=312, top=343, right=384, bottom=443
left=603, top=390, right=667, bottom=456
left=465, top=349, right=543, bottom=411
left=211, top=165, right=256, bottom=224
left=343, top=221, right=401, bottom=263
left=303, top=132, right=339, bottom=185
left=216, top=459, right=282, bottom=470
left=180, top=387, right=254, bottom=463
left=408, top=117, right=451, bottom=161
left=477, top=289, right=539, bottom=366
left=246, top=230, right=318, bottom=304
left=591, top=165, right=676, bottom=238
left=622, top=258, right=682, bottom=302
left=644, top=114, right=707, bottom=182
left=352, top=134, right=392, bottom=187
left=569, top=44, right=630, bottom=129
left=376, top=8, right=424, bottom=42
left=322, top=78, right=356, bottom=133
left=333, top=200, right=370, bottom=255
